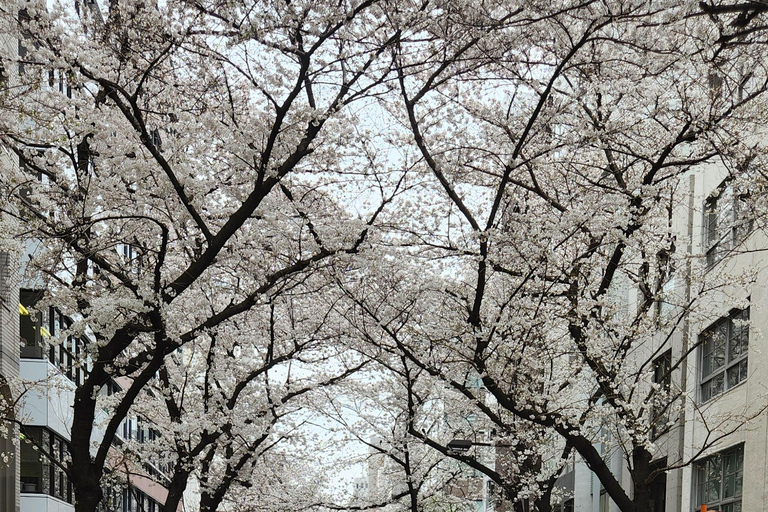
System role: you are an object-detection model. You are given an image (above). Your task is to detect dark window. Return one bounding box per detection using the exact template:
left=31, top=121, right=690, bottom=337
left=150, top=129, right=163, bottom=151
left=20, top=427, right=72, bottom=504
left=19, top=291, right=88, bottom=383
left=19, top=308, right=43, bottom=359
left=20, top=428, right=44, bottom=493
left=650, top=459, right=667, bottom=512
left=708, top=72, right=724, bottom=98
left=137, top=417, right=145, bottom=443
left=121, top=487, right=161, bottom=512
left=700, top=308, right=749, bottom=402
left=652, top=350, right=672, bottom=437
left=695, top=444, right=743, bottom=512
left=105, top=379, right=121, bottom=396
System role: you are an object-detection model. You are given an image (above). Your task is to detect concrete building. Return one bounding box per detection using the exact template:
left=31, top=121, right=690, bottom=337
left=0, top=3, right=181, bottom=510
left=555, top=160, right=768, bottom=512
left=0, top=15, right=21, bottom=510
left=16, top=284, right=174, bottom=512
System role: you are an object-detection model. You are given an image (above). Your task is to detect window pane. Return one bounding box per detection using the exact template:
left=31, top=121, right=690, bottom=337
left=730, top=327, right=745, bottom=358
left=724, top=473, right=735, bottom=498
left=697, top=466, right=707, bottom=504
left=734, top=447, right=744, bottom=496
left=718, top=188, right=734, bottom=243
left=712, top=323, right=727, bottom=370
left=727, top=365, right=742, bottom=388
left=703, top=373, right=725, bottom=401
left=708, top=455, right=722, bottom=490
left=706, top=480, right=719, bottom=503
left=707, top=245, right=720, bottom=267
left=52, top=310, right=60, bottom=336
left=706, top=202, right=719, bottom=246
left=20, top=433, right=43, bottom=493
left=731, top=312, right=749, bottom=358
left=702, top=322, right=727, bottom=377
left=723, top=448, right=737, bottom=498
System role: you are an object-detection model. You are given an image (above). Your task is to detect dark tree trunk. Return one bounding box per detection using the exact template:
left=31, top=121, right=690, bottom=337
left=162, top=468, right=190, bottom=512
left=631, top=447, right=653, bottom=512
left=70, top=382, right=103, bottom=512
left=72, top=475, right=104, bottom=512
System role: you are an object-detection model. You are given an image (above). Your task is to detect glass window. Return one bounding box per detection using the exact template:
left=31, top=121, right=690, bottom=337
left=649, top=460, right=667, bottom=512
left=20, top=310, right=44, bottom=359
left=52, top=309, right=61, bottom=337
left=695, top=445, right=743, bottom=512
left=700, top=308, right=749, bottom=402
left=704, top=182, right=753, bottom=267
left=652, top=350, right=672, bottom=437
left=20, top=428, right=44, bottom=493
left=656, top=278, right=676, bottom=319
left=20, top=297, right=86, bottom=383
left=20, top=427, right=73, bottom=503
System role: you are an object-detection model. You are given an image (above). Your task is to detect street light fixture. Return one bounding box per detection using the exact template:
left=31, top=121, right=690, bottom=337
left=447, top=439, right=498, bottom=453
left=447, top=439, right=474, bottom=452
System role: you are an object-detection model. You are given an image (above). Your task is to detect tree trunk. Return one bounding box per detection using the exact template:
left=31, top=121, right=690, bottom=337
left=631, top=447, right=653, bottom=512
left=70, top=383, right=103, bottom=512
left=72, top=475, right=104, bottom=512
left=162, top=468, right=190, bottom=512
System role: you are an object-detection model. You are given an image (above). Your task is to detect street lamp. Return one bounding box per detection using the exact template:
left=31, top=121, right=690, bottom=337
left=447, top=439, right=496, bottom=453
left=447, top=439, right=474, bottom=452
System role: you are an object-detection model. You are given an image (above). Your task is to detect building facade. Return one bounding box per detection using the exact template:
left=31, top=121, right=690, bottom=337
left=555, top=161, right=768, bottom=512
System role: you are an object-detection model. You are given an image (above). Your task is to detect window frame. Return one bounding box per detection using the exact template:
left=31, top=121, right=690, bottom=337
left=694, top=444, right=744, bottom=512
left=19, top=290, right=88, bottom=384
left=699, top=308, right=749, bottom=403
left=19, top=426, right=73, bottom=504
left=703, top=181, right=753, bottom=267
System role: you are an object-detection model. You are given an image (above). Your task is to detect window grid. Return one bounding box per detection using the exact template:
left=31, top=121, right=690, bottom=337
left=19, top=426, right=73, bottom=504
left=19, top=290, right=88, bottom=386
left=700, top=308, right=749, bottom=402
left=695, top=444, right=743, bottom=512
left=704, top=183, right=752, bottom=267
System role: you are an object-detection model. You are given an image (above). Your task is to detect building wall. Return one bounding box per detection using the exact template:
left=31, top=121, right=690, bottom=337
left=0, top=252, right=21, bottom=512
left=1, top=12, right=21, bottom=510
left=561, top=160, right=768, bottom=512
left=677, top=165, right=768, bottom=512
left=20, top=493, right=74, bottom=512
left=18, top=360, right=75, bottom=443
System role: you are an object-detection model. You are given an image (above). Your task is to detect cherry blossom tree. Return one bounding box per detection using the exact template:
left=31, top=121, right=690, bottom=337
left=0, top=0, right=407, bottom=509
left=4, top=1, right=768, bottom=512
left=134, top=287, right=369, bottom=512
left=313, top=359, right=479, bottom=512
left=334, top=1, right=768, bottom=511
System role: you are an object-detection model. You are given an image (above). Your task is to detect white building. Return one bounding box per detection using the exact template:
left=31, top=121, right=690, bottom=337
left=556, top=160, right=768, bottom=512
